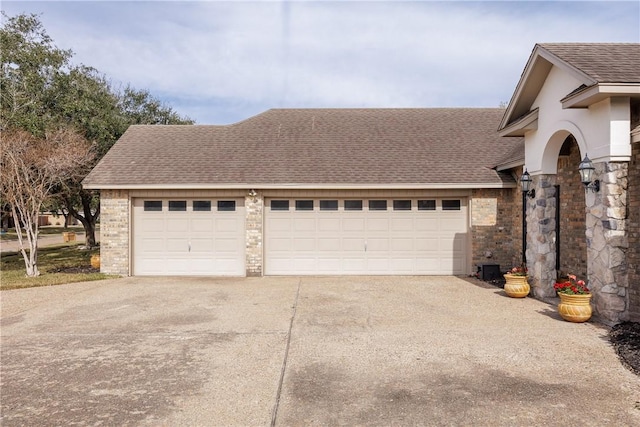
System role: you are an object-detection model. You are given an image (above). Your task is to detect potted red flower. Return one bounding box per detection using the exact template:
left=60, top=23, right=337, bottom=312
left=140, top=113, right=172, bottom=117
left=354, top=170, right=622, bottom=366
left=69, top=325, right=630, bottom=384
left=554, top=274, right=592, bottom=322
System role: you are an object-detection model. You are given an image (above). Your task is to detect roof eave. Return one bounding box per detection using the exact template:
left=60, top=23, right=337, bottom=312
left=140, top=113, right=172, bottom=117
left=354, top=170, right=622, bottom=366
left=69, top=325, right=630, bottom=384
left=83, top=182, right=517, bottom=191
left=561, top=83, right=640, bottom=108
left=496, top=159, right=525, bottom=172
left=498, top=108, right=539, bottom=137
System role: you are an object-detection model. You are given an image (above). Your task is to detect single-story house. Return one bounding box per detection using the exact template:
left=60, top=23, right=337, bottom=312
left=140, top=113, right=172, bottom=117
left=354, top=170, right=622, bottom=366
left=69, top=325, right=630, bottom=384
left=83, top=43, right=639, bottom=324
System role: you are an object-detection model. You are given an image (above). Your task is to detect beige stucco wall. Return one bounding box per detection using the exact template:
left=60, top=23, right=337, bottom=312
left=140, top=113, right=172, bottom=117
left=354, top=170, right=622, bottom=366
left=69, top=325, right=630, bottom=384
left=525, top=66, right=633, bottom=176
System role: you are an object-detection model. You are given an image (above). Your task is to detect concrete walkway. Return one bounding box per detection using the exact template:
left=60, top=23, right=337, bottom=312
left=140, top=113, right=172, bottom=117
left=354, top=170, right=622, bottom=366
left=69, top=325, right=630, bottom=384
left=1, top=276, right=638, bottom=426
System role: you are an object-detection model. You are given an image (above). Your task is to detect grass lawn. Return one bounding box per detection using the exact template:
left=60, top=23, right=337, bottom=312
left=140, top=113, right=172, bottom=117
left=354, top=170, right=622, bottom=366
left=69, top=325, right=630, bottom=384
left=1, top=244, right=113, bottom=290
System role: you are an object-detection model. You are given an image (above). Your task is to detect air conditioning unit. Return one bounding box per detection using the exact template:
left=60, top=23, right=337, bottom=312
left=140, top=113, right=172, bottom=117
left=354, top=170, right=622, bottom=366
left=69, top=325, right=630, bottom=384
left=478, top=264, right=501, bottom=281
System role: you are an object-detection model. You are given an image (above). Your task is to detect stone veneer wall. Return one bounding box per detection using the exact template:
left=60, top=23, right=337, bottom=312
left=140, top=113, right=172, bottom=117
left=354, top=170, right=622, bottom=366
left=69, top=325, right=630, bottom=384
left=586, top=162, right=629, bottom=323
left=555, top=142, right=587, bottom=279
left=100, top=189, right=130, bottom=275
left=470, top=187, right=518, bottom=272
left=245, top=191, right=263, bottom=276
left=525, top=174, right=558, bottom=298
left=625, top=140, right=639, bottom=321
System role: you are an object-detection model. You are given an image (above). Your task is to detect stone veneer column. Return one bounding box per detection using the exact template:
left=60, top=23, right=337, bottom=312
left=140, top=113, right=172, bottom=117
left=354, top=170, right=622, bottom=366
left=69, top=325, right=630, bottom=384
left=525, top=174, right=557, bottom=298
left=586, top=162, right=629, bottom=323
left=245, top=191, right=263, bottom=276
left=100, top=189, right=129, bottom=275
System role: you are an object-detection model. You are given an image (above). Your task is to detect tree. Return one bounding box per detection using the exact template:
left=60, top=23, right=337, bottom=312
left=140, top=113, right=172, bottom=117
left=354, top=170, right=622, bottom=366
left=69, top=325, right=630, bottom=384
left=0, top=12, right=72, bottom=134
left=1, top=12, right=193, bottom=249
left=0, top=128, right=94, bottom=276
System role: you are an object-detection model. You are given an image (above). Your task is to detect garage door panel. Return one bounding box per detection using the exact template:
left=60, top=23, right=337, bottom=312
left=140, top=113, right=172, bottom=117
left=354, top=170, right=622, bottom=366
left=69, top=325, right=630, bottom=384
left=133, top=199, right=244, bottom=276
left=191, top=218, right=214, bottom=232
left=216, top=218, right=240, bottom=232
left=390, top=258, right=414, bottom=271
left=367, top=258, right=389, bottom=272
left=142, top=218, right=165, bottom=232
left=265, top=197, right=467, bottom=275
left=343, top=218, right=365, bottom=231
left=269, top=238, right=291, bottom=251
left=343, top=258, right=367, bottom=271
left=368, top=218, right=389, bottom=231
left=318, top=238, right=340, bottom=251
left=367, top=238, right=389, bottom=251
left=317, top=258, right=342, bottom=272
left=293, top=238, right=316, bottom=251
left=191, top=238, right=215, bottom=252
left=415, top=218, right=438, bottom=231
left=390, top=218, right=413, bottom=231
left=294, top=218, right=316, bottom=231
left=415, top=238, right=438, bottom=251
left=319, top=218, right=340, bottom=231
left=441, top=218, right=466, bottom=231
left=268, top=218, right=291, bottom=231
left=166, top=238, right=188, bottom=252
left=390, top=238, right=413, bottom=251
left=139, top=237, right=165, bottom=252
left=166, top=218, right=189, bottom=231
left=343, top=238, right=365, bottom=251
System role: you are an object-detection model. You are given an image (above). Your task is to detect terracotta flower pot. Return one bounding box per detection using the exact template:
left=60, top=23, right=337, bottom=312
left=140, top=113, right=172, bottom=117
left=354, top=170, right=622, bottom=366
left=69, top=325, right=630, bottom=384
left=90, top=254, right=101, bottom=269
left=557, top=293, right=592, bottom=323
left=503, top=273, right=530, bottom=298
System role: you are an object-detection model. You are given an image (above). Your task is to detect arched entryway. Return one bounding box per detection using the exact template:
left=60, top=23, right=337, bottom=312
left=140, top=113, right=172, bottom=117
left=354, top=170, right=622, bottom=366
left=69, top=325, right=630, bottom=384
left=555, top=135, right=587, bottom=280
left=525, top=129, right=631, bottom=323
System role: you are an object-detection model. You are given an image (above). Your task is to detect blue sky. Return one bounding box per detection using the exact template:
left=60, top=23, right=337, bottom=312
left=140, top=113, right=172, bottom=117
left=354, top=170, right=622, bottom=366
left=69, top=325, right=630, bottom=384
left=2, top=1, right=639, bottom=124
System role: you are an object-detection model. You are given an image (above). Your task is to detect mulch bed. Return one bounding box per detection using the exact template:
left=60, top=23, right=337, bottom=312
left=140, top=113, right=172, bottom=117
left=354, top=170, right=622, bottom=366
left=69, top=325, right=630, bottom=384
left=609, top=322, right=640, bottom=376
left=47, top=266, right=100, bottom=274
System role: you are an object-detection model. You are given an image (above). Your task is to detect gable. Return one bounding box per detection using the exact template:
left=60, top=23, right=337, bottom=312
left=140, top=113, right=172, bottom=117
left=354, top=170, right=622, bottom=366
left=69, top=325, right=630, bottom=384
left=500, top=43, right=640, bottom=136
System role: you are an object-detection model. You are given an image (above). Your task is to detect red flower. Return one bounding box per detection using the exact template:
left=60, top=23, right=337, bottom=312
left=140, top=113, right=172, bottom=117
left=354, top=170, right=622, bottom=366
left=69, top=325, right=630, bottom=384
left=555, top=273, right=590, bottom=295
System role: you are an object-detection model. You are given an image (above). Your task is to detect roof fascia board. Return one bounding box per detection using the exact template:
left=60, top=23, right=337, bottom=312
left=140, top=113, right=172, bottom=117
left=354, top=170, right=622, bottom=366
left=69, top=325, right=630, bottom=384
left=84, top=183, right=517, bottom=190
left=561, top=84, right=640, bottom=108
left=498, top=108, right=539, bottom=137
left=496, top=159, right=525, bottom=172
left=499, top=44, right=596, bottom=130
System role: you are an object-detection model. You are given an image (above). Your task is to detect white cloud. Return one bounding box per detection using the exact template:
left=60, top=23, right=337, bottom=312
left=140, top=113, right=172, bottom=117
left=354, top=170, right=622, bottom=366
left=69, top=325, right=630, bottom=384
left=3, top=1, right=639, bottom=123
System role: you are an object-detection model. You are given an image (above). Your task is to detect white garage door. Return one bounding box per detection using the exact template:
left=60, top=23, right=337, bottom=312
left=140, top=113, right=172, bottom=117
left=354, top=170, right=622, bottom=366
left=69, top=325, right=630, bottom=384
left=265, top=198, right=467, bottom=275
left=133, top=198, right=245, bottom=276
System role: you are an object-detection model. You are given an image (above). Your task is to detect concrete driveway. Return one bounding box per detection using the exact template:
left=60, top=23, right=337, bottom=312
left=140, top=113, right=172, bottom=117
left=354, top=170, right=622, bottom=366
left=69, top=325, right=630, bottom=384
left=1, top=276, right=638, bottom=426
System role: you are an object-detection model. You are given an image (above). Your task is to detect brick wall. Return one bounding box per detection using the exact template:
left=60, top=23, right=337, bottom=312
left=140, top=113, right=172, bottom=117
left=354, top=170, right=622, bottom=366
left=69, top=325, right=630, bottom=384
left=628, top=139, right=640, bottom=321
left=471, top=186, right=519, bottom=273
left=556, top=141, right=587, bottom=279
left=100, top=189, right=130, bottom=275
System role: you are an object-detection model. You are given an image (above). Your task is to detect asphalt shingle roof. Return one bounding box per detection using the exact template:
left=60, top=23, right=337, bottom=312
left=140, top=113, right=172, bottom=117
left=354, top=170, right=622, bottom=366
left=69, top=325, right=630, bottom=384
left=539, top=43, right=640, bottom=83
left=83, top=108, right=523, bottom=188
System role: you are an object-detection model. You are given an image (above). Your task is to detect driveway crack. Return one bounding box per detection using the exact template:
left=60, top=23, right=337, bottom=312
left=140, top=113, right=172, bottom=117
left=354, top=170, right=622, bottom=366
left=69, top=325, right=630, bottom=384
left=270, top=278, right=301, bottom=427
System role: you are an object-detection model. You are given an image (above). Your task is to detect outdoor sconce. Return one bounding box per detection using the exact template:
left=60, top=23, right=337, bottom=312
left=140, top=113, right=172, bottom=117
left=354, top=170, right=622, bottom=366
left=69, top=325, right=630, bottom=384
left=578, top=155, right=600, bottom=192
left=248, top=189, right=257, bottom=199
left=520, top=170, right=535, bottom=199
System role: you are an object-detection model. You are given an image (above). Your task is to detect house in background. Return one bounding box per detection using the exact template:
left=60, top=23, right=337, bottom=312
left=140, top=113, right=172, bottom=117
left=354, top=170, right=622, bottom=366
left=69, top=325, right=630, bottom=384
left=83, top=43, right=639, bottom=325
left=498, top=43, right=640, bottom=324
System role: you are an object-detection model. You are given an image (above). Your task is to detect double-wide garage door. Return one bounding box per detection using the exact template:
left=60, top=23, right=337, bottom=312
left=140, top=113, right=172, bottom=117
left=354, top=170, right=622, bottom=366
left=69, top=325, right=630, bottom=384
left=265, top=198, right=467, bottom=275
left=133, top=198, right=245, bottom=276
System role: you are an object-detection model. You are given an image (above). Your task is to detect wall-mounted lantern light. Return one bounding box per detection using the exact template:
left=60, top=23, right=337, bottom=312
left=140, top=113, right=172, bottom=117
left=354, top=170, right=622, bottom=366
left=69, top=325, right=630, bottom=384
left=578, top=155, right=600, bottom=192
left=248, top=189, right=257, bottom=199
left=520, top=170, right=535, bottom=199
